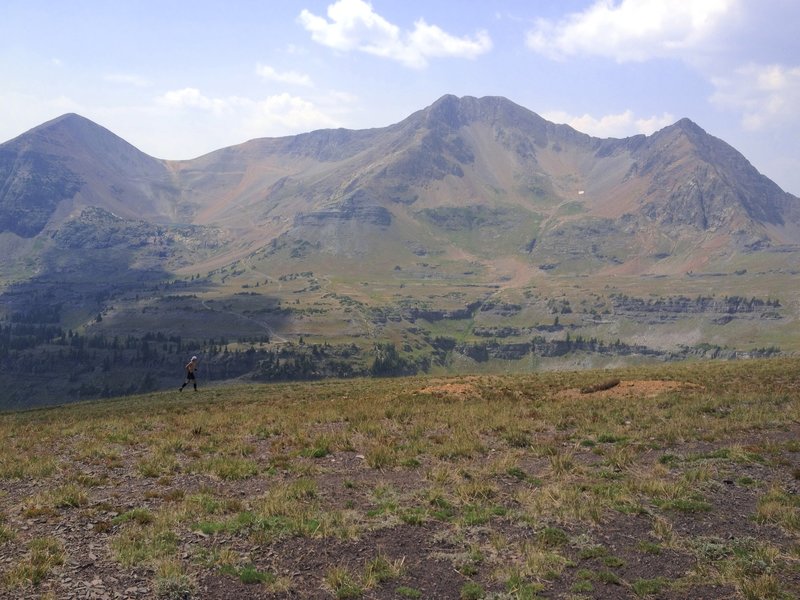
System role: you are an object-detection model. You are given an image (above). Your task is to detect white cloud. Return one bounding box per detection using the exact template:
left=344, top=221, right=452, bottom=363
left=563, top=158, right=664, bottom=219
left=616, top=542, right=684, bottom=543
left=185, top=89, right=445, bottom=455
left=156, top=88, right=339, bottom=138
left=105, top=73, right=151, bottom=88
left=246, top=93, right=340, bottom=133
left=406, top=20, right=491, bottom=62
left=526, top=0, right=740, bottom=63
left=256, top=64, right=313, bottom=87
left=324, top=90, right=359, bottom=105
left=298, top=0, right=491, bottom=68
left=285, top=44, right=309, bottom=56
left=711, top=62, right=800, bottom=131
left=157, top=88, right=234, bottom=115
left=543, top=109, right=676, bottom=138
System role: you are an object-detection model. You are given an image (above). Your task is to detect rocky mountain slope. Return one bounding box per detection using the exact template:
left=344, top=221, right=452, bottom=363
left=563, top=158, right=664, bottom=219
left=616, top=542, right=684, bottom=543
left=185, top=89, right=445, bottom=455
left=2, top=95, right=798, bottom=276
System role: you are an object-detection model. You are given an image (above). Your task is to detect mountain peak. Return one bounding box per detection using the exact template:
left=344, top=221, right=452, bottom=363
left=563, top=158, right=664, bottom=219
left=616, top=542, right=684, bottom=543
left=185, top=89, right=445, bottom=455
left=669, top=117, right=707, bottom=137
left=48, top=112, right=94, bottom=125
left=27, top=112, right=110, bottom=138
left=673, top=116, right=700, bottom=128
left=0, top=113, right=138, bottom=164
left=0, top=112, right=173, bottom=238
left=424, top=94, right=471, bottom=129
left=420, top=95, right=549, bottom=135
left=35, top=112, right=126, bottom=142
left=645, top=118, right=707, bottom=144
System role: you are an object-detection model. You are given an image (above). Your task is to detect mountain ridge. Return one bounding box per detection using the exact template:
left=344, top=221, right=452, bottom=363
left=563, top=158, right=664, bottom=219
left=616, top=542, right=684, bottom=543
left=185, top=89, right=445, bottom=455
left=2, top=95, right=799, bottom=285
left=3, top=96, right=798, bottom=249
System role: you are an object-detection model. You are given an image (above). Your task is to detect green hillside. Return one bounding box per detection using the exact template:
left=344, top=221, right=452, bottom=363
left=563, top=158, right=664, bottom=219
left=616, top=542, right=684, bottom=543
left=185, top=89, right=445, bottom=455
left=3, top=240, right=797, bottom=409
left=1, top=359, right=798, bottom=598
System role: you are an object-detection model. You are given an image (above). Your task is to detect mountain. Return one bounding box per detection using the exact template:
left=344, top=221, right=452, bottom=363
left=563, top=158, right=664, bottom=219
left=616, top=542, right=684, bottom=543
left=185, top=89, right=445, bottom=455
left=0, top=113, right=181, bottom=237
left=180, top=95, right=800, bottom=263
left=1, top=95, right=799, bottom=407
left=2, top=96, right=799, bottom=271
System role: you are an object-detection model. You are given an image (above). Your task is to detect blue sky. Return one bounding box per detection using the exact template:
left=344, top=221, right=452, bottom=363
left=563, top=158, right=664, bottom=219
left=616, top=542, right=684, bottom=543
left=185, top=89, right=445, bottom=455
left=2, top=0, right=799, bottom=194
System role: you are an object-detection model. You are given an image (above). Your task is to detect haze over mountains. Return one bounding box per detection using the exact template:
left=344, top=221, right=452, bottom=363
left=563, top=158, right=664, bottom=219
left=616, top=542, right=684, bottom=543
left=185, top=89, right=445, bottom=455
left=1, top=95, right=799, bottom=407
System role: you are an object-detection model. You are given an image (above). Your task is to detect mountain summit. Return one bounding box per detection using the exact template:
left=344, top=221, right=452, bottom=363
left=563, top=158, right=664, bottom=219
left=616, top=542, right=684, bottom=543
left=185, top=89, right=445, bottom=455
left=632, top=117, right=798, bottom=235
left=0, top=113, right=176, bottom=238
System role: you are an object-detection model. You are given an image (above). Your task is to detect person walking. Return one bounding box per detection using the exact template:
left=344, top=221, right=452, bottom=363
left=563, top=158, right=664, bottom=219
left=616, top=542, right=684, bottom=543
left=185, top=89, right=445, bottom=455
left=179, top=356, right=199, bottom=391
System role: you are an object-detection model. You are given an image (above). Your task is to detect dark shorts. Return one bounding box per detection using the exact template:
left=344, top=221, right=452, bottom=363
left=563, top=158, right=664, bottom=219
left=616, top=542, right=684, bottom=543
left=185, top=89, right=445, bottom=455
left=186, top=372, right=195, bottom=380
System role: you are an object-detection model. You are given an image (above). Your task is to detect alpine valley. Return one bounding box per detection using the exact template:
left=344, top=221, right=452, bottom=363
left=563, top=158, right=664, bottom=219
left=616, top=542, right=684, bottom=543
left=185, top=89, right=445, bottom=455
left=2, top=95, right=799, bottom=408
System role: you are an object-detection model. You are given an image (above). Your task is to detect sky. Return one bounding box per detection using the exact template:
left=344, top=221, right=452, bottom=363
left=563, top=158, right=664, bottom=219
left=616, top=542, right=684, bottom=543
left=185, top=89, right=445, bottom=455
left=2, top=0, right=799, bottom=195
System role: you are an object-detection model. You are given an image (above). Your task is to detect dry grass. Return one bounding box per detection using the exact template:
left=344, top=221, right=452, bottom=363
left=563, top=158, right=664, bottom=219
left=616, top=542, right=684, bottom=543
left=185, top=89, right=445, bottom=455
left=0, top=358, right=798, bottom=597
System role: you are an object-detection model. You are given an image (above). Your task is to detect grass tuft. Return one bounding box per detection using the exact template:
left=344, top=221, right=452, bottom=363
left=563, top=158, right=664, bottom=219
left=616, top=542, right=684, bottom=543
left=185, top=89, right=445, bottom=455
left=325, top=565, right=363, bottom=599
left=154, top=559, right=197, bottom=599
left=755, top=486, right=800, bottom=532
left=3, top=536, right=65, bottom=588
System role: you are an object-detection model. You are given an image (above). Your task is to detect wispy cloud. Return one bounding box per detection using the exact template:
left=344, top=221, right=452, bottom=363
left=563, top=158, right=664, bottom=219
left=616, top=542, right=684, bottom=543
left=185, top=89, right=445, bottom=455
left=711, top=62, right=800, bottom=131
left=256, top=64, right=313, bottom=87
left=155, top=88, right=339, bottom=136
left=543, top=109, right=675, bottom=138
left=246, top=93, right=340, bottom=132
left=105, top=73, right=152, bottom=88
left=298, top=0, right=491, bottom=68
left=157, top=88, right=235, bottom=115
left=526, top=0, right=740, bottom=63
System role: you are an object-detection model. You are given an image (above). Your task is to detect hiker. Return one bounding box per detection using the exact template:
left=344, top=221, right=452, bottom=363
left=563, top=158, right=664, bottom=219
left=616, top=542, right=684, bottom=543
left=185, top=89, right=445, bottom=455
left=179, top=356, right=199, bottom=391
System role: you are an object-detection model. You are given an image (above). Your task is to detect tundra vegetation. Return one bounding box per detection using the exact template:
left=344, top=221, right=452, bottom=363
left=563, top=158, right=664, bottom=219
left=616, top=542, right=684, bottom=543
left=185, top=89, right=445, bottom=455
left=0, top=357, right=798, bottom=598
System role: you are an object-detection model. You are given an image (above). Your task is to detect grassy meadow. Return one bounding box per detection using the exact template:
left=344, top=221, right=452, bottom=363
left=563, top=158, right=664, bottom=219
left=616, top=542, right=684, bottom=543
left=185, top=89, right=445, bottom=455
left=0, top=358, right=798, bottom=598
